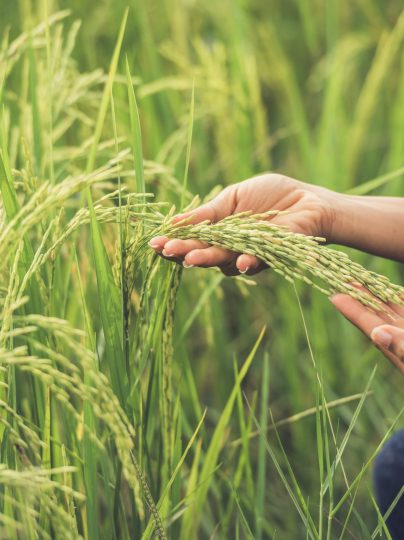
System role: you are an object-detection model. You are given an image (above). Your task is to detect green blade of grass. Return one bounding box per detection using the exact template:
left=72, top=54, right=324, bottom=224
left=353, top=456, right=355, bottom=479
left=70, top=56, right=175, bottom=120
left=85, top=9, right=128, bottom=176
left=83, top=9, right=129, bottom=408
left=0, top=118, right=44, bottom=425
left=83, top=390, right=100, bottom=540
left=180, top=81, right=194, bottom=210
left=177, top=272, right=223, bottom=342
left=348, top=164, right=404, bottom=195
left=224, top=476, right=255, bottom=540
left=86, top=200, right=127, bottom=406
left=255, top=352, right=270, bottom=540
left=321, top=366, right=377, bottom=497
left=230, top=392, right=373, bottom=447
left=38, top=387, right=51, bottom=535
left=180, top=327, right=265, bottom=538
left=337, top=475, right=362, bottom=540
left=141, top=409, right=206, bottom=540
left=370, top=486, right=402, bottom=540
left=125, top=57, right=145, bottom=202
left=345, top=11, right=404, bottom=181
left=248, top=403, right=319, bottom=540
left=221, top=383, right=257, bottom=536
left=75, top=249, right=100, bottom=539
left=330, top=404, right=404, bottom=517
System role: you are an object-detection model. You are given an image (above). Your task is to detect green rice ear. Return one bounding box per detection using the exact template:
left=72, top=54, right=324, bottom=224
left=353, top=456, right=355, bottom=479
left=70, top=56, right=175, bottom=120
left=153, top=211, right=404, bottom=311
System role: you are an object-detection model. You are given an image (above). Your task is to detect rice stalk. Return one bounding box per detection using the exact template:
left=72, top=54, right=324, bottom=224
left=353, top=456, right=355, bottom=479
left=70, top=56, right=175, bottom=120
left=1, top=4, right=403, bottom=537
left=1, top=315, right=166, bottom=538
left=161, top=265, right=182, bottom=474
left=0, top=159, right=123, bottom=269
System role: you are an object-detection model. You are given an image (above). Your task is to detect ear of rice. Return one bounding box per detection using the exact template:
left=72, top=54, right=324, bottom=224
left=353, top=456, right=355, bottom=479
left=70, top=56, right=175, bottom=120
left=143, top=210, right=404, bottom=312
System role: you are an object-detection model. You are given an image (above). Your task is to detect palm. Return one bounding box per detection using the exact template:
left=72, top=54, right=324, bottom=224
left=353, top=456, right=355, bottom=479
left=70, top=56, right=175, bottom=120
left=331, top=294, right=404, bottom=374
left=230, top=175, right=331, bottom=237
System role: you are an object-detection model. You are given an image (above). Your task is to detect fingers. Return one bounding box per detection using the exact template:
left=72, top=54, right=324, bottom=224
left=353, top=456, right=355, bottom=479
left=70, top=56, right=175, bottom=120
left=148, top=236, right=169, bottom=251
left=149, top=188, right=236, bottom=265
left=371, top=325, right=404, bottom=360
left=236, top=254, right=265, bottom=275
left=173, top=186, right=236, bottom=226
left=161, top=239, right=208, bottom=258
left=149, top=238, right=266, bottom=275
left=329, top=294, right=385, bottom=335
left=148, top=234, right=242, bottom=272
left=148, top=185, right=270, bottom=275
left=149, top=239, right=266, bottom=275
left=184, top=246, right=236, bottom=268
left=330, top=294, right=404, bottom=374
left=386, top=301, right=404, bottom=318
left=148, top=186, right=261, bottom=274
left=347, top=282, right=402, bottom=321
left=181, top=249, right=265, bottom=276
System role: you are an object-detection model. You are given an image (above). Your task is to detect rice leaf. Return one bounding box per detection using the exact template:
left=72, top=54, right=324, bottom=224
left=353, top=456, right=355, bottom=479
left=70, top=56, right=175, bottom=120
left=125, top=57, right=145, bottom=202
left=180, top=328, right=265, bottom=538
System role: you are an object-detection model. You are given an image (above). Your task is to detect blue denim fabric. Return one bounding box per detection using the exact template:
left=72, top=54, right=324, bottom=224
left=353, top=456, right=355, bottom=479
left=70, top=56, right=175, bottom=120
left=373, top=429, right=404, bottom=539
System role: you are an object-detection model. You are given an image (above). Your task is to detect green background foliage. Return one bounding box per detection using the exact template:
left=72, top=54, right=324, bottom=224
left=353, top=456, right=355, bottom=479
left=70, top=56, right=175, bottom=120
left=0, top=0, right=403, bottom=538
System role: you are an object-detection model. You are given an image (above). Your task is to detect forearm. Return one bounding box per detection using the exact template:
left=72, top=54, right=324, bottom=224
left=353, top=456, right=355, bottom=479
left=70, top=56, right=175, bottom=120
left=331, top=194, right=404, bottom=262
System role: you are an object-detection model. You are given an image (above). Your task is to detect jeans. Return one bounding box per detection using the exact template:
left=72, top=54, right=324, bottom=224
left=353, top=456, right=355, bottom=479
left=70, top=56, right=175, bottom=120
left=373, top=429, right=404, bottom=539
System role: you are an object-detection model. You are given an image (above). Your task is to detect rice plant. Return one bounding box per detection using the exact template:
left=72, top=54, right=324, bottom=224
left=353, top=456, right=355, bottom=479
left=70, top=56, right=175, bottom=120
left=145, top=209, right=404, bottom=310
left=0, top=2, right=403, bottom=539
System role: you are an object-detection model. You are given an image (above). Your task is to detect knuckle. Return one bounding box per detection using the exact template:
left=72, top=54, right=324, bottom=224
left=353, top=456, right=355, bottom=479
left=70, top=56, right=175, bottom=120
left=214, top=185, right=233, bottom=203
left=263, top=172, right=295, bottom=186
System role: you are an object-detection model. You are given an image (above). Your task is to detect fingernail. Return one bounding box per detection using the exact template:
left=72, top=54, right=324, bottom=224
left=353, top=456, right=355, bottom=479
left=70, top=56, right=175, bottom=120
left=183, top=261, right=194, bottom=268
left=162, top=249, right=175, bottom=257
left=371, top=328, right=392, bottom=349
left=239, top=267, right=250, bottom=274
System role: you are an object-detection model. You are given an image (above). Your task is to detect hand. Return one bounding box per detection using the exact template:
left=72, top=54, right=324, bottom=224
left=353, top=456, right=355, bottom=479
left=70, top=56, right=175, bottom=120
left=149, top=173, right=338, bottom=275
left=330, top=294, right=404, bottom=374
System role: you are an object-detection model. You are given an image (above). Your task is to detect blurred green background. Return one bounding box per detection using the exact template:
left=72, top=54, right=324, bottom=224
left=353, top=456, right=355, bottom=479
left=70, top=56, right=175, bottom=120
left=1, top=0, right=403, bottom=537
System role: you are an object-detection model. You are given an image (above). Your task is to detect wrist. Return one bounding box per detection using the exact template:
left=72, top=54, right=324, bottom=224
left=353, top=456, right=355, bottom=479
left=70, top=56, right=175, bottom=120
left=325, top=191, right=355, bottom=246
left=324, top=192, right=404, bottom=261
left=303, top=183, right=350, bottom=244
left=298, top=180, right=404, bottom=261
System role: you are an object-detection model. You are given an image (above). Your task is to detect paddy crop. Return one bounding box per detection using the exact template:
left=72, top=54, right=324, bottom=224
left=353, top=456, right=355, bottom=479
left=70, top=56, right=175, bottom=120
left=0, top=2, right=403, bottom=539
left=148, top=210, right=404, bottom=310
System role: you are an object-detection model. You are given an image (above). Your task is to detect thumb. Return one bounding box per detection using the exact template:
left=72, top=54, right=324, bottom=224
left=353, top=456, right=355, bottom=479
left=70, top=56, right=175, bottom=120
left=371, top=325, right=404, bottom=360
left=173, top=186, right=236, bottom=225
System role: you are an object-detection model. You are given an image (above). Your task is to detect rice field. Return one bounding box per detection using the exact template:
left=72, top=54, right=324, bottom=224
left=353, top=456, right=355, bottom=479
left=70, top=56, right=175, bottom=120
left=0, top=1, right=403, bottom=538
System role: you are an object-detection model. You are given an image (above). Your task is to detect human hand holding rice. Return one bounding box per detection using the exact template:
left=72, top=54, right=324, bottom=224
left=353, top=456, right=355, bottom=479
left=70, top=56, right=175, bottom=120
left=149, top=173, right=404, bottom=372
